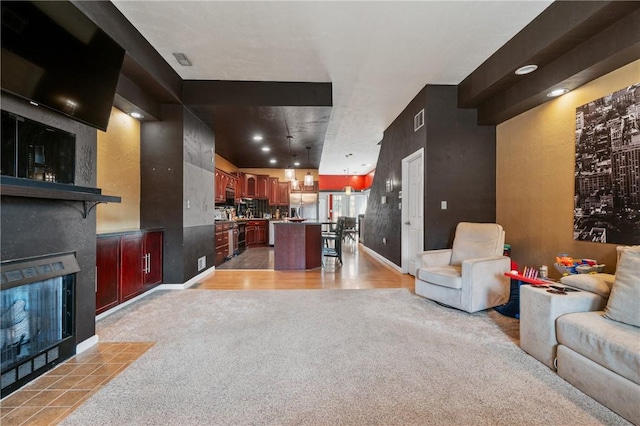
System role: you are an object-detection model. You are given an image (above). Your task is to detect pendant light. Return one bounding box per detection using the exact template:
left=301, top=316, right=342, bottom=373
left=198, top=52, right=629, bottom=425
left=304, top=146, right=314, bottom=187
left=344, top=168, right=352, bottom=195
left=291, top=154, right=300, bottom=190
left=284, top=135, right=295, bottom=182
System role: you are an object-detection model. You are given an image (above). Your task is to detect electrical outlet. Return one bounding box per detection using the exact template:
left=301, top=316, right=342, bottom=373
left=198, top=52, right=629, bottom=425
left=382, top=237, right=387, bottom=245
left=197, top=256, right=206, bottom=271
left=187, top=200, right=191, bottom=209
left=441, top=200, right=447, bottom=210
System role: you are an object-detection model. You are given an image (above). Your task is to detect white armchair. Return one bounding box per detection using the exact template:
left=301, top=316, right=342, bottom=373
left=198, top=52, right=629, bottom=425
left=414, top=222, right=511, bottom=313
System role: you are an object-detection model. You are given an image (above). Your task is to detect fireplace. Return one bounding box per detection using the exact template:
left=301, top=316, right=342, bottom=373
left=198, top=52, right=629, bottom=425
left=1, top=253, right=78, bottom=397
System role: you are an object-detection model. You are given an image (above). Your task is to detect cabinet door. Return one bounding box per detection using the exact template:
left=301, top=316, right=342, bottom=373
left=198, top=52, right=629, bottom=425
left=96, top=236, right=120, bottom=315
left=235, top=172, right=245, bottom=200
left=245, top=174, right=257, bottom=198
left=257, top=225, right=267, bottom=245
left=246, top=226, right=257, bottom=246
left=268, top=177, right=279, bottom=205
left=278, top=182, right=290, bottom=206
left=214, top=170, right=224, bottom=203
left=120, top=233, right=144, bottom=302
left=257, top=175, right=269, bottom=199
left=143, top=231, right=163, bottom=287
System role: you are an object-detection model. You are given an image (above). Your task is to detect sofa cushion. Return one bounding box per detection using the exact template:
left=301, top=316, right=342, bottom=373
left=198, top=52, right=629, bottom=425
left=557, top=311, right=640, bottom=386
left=450, top=222, right=504, bottom=266
left=604, top=246, right=640, bottom=327
left=417, top=265, right=462, bottom=289
left=559, top=273, right=615, bottom=298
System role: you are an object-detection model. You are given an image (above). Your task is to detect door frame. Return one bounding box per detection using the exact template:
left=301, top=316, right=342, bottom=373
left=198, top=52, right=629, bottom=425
left=401, top=147, right=424, bottom=274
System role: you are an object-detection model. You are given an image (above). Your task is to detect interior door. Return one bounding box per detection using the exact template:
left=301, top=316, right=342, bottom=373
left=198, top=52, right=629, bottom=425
left=402, top=148, right=424, bottom=275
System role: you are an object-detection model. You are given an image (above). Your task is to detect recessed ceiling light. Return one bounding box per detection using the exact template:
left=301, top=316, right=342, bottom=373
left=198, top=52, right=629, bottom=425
left=129, top=112, right=143, bottom=119
left=547, top=88, right=570, bottom=97
left=515, top=64, right=538, bottom=75
left=269, top=159, right=277, bottom=164
left=361, top=163, right=371, bottom=167
left=261, top=146, right=270, bottom=152
left=253, top=135, right=263, bottom=141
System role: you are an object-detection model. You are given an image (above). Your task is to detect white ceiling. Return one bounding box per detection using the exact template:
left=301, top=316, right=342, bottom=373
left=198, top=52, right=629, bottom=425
left=112, top=1, right=552, bottom=175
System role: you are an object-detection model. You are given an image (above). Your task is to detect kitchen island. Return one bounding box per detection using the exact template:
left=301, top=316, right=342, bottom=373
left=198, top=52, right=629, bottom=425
left=273, top=222, right=322, bottom=270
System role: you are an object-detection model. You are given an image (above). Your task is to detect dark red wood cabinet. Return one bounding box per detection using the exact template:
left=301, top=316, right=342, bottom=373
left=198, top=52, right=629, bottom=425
left=96, top=236, right=120, bottom=315
left=96, top=229, right=163, bottom=314
left=120, top=233, right=144, bottom=301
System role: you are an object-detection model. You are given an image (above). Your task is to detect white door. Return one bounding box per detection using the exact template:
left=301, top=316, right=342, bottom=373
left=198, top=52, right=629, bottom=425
left=402, top=148, right=424, bottom=275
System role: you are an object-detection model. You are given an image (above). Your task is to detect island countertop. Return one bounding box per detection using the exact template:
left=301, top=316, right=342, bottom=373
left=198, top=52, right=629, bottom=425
left=273, top=222, right=322, bottom=270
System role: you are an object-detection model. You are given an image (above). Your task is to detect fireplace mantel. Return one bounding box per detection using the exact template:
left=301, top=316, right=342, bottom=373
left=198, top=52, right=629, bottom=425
left=1, top=176, right=121, bottom=218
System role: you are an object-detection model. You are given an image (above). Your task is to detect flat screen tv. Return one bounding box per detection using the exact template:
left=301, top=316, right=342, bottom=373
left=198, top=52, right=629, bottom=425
left=1, top=1, right=125, bottom=131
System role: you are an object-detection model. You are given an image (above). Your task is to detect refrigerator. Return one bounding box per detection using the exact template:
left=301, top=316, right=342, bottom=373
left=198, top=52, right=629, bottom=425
left=289, top=193, right=318, bottom=221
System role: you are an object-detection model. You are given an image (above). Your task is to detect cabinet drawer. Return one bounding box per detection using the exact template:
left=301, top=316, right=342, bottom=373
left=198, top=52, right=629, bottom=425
left=215, top=232, right=229, bottom=245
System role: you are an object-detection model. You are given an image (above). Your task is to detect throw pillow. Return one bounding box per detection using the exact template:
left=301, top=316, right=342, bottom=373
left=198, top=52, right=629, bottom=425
left=604, top=246, right=640, bottom=327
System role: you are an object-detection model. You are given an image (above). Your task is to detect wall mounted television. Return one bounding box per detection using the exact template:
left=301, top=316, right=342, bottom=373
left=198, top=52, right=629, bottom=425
left=1, top=1, right=125, bottom=131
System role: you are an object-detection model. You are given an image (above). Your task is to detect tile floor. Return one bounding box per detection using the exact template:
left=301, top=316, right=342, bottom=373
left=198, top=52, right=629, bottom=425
left=1, top=342, right=153, bottom=426
left=215, top=246, right=274, bottom=269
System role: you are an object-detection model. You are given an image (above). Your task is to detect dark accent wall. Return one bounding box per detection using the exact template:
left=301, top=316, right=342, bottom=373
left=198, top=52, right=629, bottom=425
left=1, top=93, right=99, bottom=345
left=363, top=85, right=496, bottom=267
left=140, top=105, right=215, bottom=283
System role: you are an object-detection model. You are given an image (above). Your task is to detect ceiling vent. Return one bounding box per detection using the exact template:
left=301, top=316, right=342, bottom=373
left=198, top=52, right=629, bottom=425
left=172, top=52, right=192, bottom=67
left=414, top=109, right=424, bottom=132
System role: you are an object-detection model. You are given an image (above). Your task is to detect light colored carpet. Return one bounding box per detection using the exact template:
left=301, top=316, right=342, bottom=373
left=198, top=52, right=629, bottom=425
left=61, top=289, right=628, bottom=425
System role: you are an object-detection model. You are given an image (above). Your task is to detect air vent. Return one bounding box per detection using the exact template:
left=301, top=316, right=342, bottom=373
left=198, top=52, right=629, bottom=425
left=172, top=52, right=192, bottom=67
left=414, top=109, right=424, bottom=132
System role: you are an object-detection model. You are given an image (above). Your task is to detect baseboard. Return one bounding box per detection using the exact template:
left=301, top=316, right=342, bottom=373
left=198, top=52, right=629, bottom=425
left=360, top=244, right=403, bottom=273
left=96, top=267, right=216, bottom=321
left=157, top=265, right=216, bottom=290
left=95, top=287, right=162, bottom=321
left=76, top=335, right=99, bottom=354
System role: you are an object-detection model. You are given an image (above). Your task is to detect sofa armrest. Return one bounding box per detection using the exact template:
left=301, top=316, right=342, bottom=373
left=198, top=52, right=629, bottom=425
left=416, top=249, right=452, bottom=269
left=460, top=256, right=511, bottom=312
left=520, top=284, right=609, bottom=369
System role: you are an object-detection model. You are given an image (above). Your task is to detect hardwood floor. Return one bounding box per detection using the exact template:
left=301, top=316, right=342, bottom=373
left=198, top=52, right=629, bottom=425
left=197, top=242, right=415, bottom=292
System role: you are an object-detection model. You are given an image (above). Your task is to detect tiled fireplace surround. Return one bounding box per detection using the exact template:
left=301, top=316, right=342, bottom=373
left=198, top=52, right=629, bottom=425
left=1, top=94, right=101, bottom=397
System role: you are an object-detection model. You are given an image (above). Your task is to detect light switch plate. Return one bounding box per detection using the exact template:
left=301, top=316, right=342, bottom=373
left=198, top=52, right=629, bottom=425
left=441, top=201, right=447, bottom=210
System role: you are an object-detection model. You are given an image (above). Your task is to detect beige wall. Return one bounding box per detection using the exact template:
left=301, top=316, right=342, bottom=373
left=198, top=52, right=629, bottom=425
left=497, top=60, right=639, bottom=276
left=215, top=154, right=319, bottom=181
left=96, top=108, right=141, bottom=233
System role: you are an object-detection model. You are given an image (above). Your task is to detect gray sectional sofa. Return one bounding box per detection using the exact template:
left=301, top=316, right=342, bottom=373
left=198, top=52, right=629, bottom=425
left=520, top=246, right=640, bottom=424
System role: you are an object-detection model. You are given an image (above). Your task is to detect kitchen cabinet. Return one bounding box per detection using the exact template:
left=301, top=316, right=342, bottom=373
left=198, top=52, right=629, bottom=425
left=215, top=222, right=232, bottom=266
left=96, top=229, right=164, bottom=314
left=292, top=180, right=319, bottom=194
left=214, top=169, right=226, bottom=203
left=120, top=233, right=144, bottom=301
left=245, top=173, right=257, bottom=198
left=278, top=182, right=290, bottom=206
left=235, top=172, right=245, bottom=201
left=143, top=231, right=163, bottom=288
left=246, top=220, right=268, bottom=247
left=269, top=178, right=290, bottom=206
left=257, top=175, right=269, bottom=199
left=96, top=236, right=120, bottom=315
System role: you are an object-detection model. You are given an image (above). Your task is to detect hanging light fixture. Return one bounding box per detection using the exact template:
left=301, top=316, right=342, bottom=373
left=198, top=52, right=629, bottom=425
left=344, top=168, right=353, bottom=195
left=304, top=147, right=314, bottom=187
left=284, top=135, right=295, bottom=182
left=291, top=154, right=300, bottom=190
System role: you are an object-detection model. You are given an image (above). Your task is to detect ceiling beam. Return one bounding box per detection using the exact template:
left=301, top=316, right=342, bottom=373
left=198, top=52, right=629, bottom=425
left=458, top=1, right=640, bottom=124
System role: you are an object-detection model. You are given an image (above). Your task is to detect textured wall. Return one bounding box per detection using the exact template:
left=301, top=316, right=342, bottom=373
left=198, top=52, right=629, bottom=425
left=497, top=60, right=640, bottom=276
left=183, top=108, right=215, bottom=275
left=364, top=85, right=497, bottom=267
left=141, top=105, right=185, bottom=283
left=1, top=93, right=99, bottom=345
left=96, top=108, right=141, bottom=233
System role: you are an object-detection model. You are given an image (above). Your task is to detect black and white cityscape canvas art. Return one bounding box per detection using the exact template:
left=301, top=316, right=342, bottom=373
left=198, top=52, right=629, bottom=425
left=574, top=83, right=640, bottom=244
